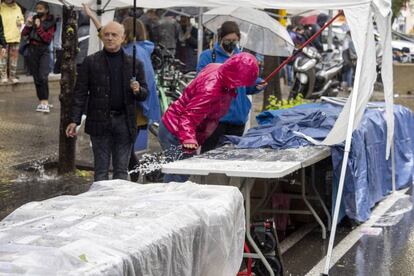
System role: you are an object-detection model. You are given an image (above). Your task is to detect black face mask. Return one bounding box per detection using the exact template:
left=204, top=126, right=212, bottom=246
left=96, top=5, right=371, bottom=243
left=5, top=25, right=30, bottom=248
left=37, top=12, right=45, bottom=18
left=222, top=40, right=237, bottom=53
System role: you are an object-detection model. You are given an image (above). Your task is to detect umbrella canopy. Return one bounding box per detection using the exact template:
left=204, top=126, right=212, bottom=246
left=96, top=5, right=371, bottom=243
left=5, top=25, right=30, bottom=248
left=203, top=6, right=294, bottom=57
left=17, top=0, right=63, bottom=18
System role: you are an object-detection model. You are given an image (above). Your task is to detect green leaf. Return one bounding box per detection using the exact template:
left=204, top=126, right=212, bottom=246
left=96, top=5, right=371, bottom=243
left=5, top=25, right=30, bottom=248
left=79, top=254, right=88, bottom=262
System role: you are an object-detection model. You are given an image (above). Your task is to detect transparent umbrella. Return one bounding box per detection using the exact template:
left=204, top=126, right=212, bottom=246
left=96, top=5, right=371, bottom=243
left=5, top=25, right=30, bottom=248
left=203, top=6, right=294, bottom=57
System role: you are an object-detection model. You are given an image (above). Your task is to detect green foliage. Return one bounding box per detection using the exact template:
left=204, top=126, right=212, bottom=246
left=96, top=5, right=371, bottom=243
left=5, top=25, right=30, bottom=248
left=392, top=0, right=406, bottom=22
left=265, top=94, right=308, bottom=111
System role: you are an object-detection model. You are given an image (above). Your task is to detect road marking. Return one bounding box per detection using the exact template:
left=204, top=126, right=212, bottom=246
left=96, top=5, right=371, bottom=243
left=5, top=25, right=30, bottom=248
left=280, top=222, right=317, bottom=254
left=306, top=188, right=410, bottom=275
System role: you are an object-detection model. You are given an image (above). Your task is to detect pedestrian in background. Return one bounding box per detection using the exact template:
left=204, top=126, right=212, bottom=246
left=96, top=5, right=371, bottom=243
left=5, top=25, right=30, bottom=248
left=0, top=0, right=24, bottom=84
left=21, top=1, right=56, bottom=113
left=197, top=21, right=267, bottom=153
left=342, top=29, right=357, bottom=91
left=66, top=21, right=148, bottom=182
left=157, top=14, right=179, bottom=56
left=176, top=15, right=198, bottom=73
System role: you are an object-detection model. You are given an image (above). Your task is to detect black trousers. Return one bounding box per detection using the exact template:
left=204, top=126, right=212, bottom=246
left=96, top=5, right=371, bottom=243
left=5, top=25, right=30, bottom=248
left=90, top=113, right=133, bottom=182
left=201, top=122, right=245, bottom=153
left=26, top=45, right=51, bottom=101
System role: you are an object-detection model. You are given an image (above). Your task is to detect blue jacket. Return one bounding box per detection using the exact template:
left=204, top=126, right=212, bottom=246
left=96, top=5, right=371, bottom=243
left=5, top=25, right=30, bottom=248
left=197, top=43, right=263, bottom=125
left=123, top=41, right=161, bottom=124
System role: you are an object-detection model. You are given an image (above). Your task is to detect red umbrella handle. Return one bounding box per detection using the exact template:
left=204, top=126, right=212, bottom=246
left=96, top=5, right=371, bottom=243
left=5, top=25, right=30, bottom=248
left=263, top=11, right=344, bottom=83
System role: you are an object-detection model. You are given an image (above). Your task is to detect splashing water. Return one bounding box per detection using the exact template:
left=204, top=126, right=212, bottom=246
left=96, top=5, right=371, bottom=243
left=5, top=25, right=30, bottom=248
left=15, top=157, right=59, bottom=182
left=128, top=145, right=184, bottom=176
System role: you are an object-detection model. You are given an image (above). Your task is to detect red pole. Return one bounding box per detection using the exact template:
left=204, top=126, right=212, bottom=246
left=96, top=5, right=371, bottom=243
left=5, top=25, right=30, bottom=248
left=263, top=11, right=344, bottom=83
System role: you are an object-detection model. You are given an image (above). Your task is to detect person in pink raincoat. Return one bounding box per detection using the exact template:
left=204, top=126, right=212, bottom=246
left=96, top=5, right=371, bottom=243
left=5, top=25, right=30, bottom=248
left=159, top=52, right=259, bottom=182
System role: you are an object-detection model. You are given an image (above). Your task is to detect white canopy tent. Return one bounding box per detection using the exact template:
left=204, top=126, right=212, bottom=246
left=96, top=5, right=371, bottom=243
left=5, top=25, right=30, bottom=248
left=43, top=0, right=394, bottom=274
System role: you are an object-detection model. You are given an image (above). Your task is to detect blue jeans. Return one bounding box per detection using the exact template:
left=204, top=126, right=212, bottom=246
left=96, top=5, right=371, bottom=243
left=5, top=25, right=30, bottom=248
left=90, top=114, right=133, bottom=182
left=342, top=66, right=354, bottom=88
left=158, top=121, right=194, bottom=183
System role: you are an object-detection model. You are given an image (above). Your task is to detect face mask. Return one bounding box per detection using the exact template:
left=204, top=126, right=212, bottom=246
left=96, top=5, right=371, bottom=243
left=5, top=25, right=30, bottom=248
left=37, top=12, right=45, bottom=18
left=222, top=40, right=238, bottom=53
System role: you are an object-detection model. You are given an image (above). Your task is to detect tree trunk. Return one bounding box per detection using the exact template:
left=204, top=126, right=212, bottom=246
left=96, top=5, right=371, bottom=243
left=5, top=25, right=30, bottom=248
left=58, top=6, right=78, bottom=175
left=262, top=55, right=281, bottom=110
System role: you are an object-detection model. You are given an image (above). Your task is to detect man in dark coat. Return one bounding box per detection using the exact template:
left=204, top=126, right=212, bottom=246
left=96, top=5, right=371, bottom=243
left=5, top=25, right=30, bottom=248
left=66, top=21, right=148, bottom=182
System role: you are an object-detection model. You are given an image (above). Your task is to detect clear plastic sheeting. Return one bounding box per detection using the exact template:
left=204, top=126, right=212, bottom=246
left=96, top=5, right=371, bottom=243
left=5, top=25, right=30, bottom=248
left=0, top=181, right=245, bottom=276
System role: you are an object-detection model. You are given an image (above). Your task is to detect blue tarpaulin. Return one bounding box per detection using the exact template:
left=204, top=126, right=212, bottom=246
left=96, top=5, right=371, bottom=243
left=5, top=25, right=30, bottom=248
left=225, top=102, right=414, bottom=222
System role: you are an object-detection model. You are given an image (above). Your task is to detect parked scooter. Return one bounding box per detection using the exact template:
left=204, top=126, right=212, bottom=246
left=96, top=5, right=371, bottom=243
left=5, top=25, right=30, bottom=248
left=289, top=46, right=342, bottom=99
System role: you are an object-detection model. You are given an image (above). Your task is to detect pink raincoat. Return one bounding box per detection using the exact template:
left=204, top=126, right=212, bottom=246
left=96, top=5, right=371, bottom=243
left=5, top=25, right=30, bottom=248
left=162, top=52, right=259, bottom=147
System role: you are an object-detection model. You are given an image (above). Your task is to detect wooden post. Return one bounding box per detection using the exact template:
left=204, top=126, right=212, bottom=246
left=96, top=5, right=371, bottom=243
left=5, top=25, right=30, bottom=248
left=58, top=6, right=78, bottom=175
left=262, top=55, right=281, bottom=110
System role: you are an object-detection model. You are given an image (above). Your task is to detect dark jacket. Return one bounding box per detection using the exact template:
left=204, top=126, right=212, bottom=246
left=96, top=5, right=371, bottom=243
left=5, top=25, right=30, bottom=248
left=70, top=50, right=148, bottom=141
left=21, top=14, right=56, bottom=46
left=0, top=15, right=6, bottom=47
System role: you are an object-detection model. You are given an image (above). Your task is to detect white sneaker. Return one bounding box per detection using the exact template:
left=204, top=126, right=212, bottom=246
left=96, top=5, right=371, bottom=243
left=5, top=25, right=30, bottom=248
left=1, top=78, right=8, bottom=84
left=36, top=104, right=50, bottom=113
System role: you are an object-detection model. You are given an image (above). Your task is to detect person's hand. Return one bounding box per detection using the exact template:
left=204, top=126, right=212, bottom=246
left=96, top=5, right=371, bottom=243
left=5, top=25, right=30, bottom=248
left=256, top=81, right=268, bottom=91
left=183, top=143, right=198, bottom=150
left=26, top=16, right=33, bottom=27
left=34, top=18, right=41, bottom=28
left=82, top=3, right=94, bottom=17
left=0, top=48, right=6, bottom=56
left=66, top=123, right=78, bottom=138
left=130, top=80, right=140, bottom=94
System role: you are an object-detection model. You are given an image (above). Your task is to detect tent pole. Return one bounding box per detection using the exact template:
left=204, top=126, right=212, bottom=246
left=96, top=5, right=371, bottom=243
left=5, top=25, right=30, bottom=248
left=197, top=7, right=204, bottom=62
left=322, top=86, right=359, bottom=276
left=323, top=15, right=366, bottom=269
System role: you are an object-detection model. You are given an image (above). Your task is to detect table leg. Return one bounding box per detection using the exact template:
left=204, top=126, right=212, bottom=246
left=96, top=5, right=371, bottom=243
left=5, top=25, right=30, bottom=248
left=302, top=168, right=327, bottom=239
left=311, top=165, right=332, bottom=231
left=252, top=182, right=269, bottom=218
left=242, top=178, right=275, bottom=276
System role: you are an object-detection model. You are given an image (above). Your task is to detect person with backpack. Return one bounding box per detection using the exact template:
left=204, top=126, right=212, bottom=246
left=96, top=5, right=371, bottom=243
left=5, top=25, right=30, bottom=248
left=196, top=21, right=267, bottom=153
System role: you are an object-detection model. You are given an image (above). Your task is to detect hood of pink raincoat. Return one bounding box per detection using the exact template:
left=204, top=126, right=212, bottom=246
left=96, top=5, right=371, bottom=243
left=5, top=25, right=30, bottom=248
left=218, top=52, right=259, bottom=89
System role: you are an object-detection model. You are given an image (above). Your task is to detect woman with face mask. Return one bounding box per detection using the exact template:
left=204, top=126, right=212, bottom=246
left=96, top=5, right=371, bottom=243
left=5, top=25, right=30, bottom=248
left=197, top=21, right=267, bottom=153
left=21, top=1, right=56, bottom=113
left=0, top=0, right=23, bottom=84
